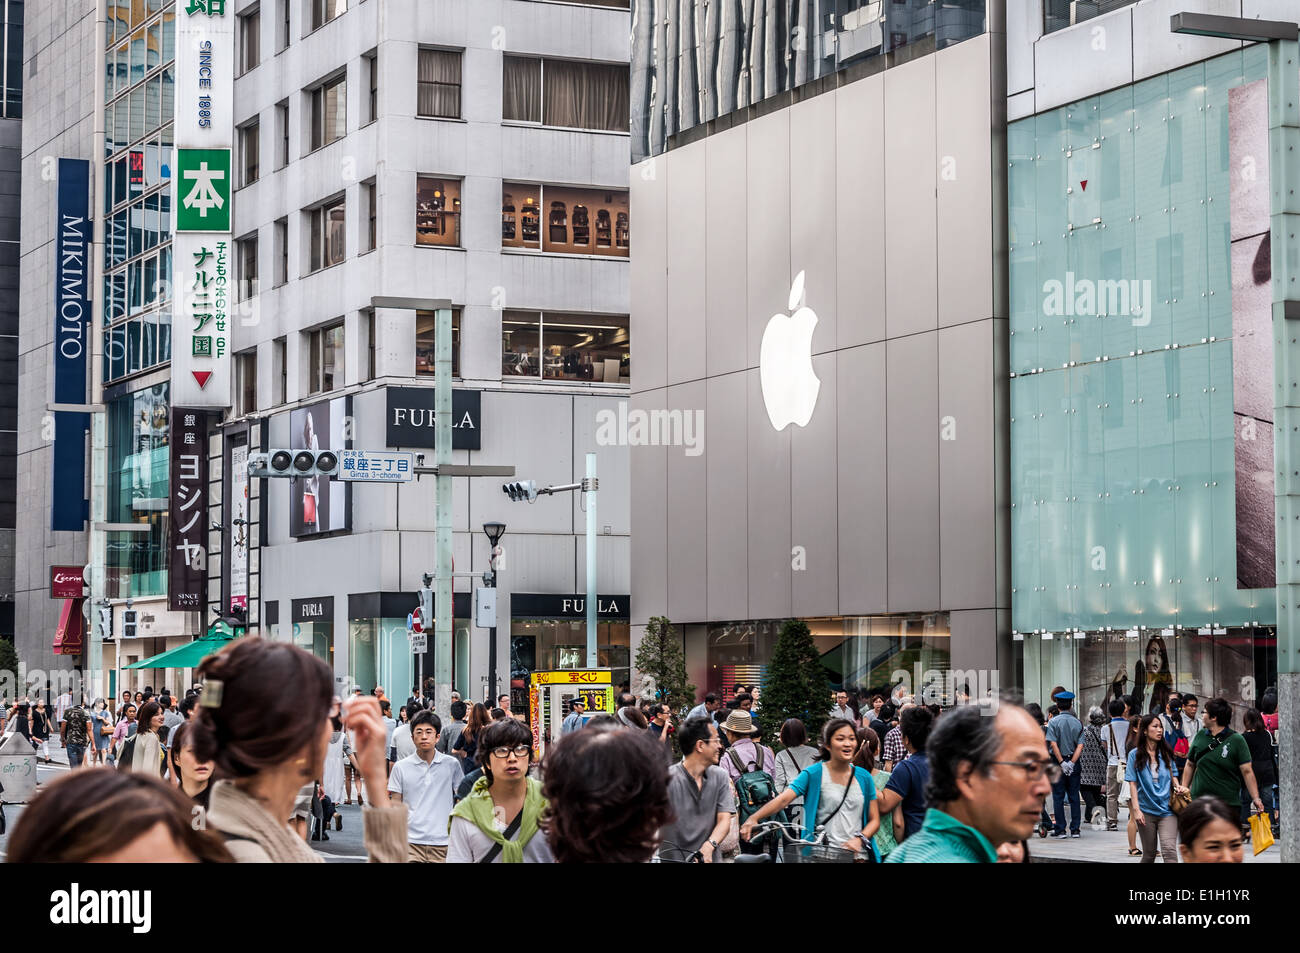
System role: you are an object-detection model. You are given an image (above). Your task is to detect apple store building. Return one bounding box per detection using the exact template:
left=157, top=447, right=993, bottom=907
left=628, top=4, right=1012, bottom=702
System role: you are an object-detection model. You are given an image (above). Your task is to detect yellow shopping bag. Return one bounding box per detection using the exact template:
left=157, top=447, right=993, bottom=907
left=1250, top=812, right=1274, bottom=855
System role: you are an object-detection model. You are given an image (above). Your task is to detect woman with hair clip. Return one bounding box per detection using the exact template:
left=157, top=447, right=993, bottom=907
left=453, top=701, right=490, bottom=770
left=447, top=717, right=553, bottom=862
left=193, top=637, right=408, bottom=862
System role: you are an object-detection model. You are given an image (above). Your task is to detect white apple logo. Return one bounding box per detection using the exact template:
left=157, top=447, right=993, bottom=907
left=759, top=270, right=821, bottom=430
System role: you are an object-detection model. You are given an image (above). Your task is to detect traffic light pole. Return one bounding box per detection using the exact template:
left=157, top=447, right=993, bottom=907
left=585, top=452, right=597, bottom=668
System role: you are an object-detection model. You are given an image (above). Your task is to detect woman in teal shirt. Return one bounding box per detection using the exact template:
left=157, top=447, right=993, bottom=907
left=1126, top=713, right=1188, bottom=864
left=740, top=717, right=880, bottom=860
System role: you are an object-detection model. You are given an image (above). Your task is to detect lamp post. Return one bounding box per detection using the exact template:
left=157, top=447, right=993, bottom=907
left=1171, top=12, right=1300, bottom=863
left=482, top=521, right=506, bottom=701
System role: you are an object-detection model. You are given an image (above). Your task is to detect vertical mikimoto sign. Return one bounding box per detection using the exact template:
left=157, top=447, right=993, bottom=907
left=52, top=158, right=91, bottom=532
left=169, top=408, right=209, bottom=611
left=171, top=0, right=234, bottom=408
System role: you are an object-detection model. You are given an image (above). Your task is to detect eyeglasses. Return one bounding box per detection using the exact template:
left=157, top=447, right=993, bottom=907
left=992, top=759, right=1062, bottom=783
left=490, top=744, right=531, bottom=759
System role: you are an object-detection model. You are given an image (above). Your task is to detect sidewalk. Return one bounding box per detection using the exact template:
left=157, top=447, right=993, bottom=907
left=1030, top=824, right=1280, bottom=863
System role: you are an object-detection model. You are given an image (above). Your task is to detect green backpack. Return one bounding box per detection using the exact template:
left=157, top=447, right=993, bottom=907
left=728, top=744, right=787, bottom=827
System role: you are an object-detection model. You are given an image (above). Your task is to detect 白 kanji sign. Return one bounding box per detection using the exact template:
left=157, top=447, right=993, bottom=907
left=169, top=409, right=210, bottom=611
left=176, top=149, right=231, bottom=232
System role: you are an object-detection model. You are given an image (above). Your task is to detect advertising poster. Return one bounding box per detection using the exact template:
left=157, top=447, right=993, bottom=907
left=290, top=395, right=350, bottom=537
left=168, top=408, right=209, bottom=611
left=230, top=442, right=249, bottom=611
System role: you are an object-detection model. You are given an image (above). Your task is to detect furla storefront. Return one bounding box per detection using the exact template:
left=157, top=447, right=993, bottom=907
left=629, top=28, right=1011, bottom=700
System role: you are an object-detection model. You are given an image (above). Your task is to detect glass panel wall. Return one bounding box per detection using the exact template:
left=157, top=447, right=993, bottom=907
left=106, top=383, right=170, bottom=598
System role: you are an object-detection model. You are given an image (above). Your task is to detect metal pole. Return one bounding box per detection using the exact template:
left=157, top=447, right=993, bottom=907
left=1268, top=35, right=1300, bottom=864
left=585, top=452, right=597, bottom=668
left=434, top=307, right=453, bottom=720
left=488, top=562, right=498, bottom=700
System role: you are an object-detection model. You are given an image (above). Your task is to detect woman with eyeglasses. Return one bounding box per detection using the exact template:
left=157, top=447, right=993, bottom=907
left=447, top=717, right=553, bottom=863
left=1126, top=712, right=1188, bottom=863
left=1177, top=796, right=1244, bottom=863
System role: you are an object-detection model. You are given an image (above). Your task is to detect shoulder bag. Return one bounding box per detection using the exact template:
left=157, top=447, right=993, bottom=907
left=1111, top=727, right=1131, bottom=805
left=479, top=809, right=524, bottom=864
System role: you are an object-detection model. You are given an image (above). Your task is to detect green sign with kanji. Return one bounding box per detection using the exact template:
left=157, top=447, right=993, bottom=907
left=176, top=148, right=231, bottom=232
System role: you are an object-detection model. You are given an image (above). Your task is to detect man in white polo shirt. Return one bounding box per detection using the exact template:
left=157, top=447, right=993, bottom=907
left=388, top=709, right=464, bottom=862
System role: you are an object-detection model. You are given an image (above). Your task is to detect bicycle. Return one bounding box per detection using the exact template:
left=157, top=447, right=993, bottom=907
left=747, top=819, right=871, bottom=863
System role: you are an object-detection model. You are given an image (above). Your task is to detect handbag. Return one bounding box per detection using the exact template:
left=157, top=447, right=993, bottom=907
left=1170, top=787, right=1192, bottom=815
left=1249, top=812, right=1274, bottom=855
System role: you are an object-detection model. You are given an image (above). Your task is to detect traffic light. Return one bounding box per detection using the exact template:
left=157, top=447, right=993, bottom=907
left=248, top=449, right=339, bottom=478
left=503, top=480, right=538, bottom=502
left=420, top=572, right=434, bottom=627
left=97, top=606, right=112, bottom=641
left=122, top=609, right=138, bottom=639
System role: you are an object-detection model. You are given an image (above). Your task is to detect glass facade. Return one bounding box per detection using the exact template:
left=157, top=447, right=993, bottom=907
left=348, top=618, right=412, bottom=698
left=103, top=0, right=175, bottom=384
left=703, top=613, right=951, bottom=701
left=1009, top=48, right=1276, bottom=723
left=631, top=0, right=986, bottom=161
left=106, top=383, right=170, bottom=598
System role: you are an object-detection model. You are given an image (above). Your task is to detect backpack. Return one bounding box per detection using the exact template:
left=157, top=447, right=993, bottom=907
left=728, top=744, right=784, bottom=826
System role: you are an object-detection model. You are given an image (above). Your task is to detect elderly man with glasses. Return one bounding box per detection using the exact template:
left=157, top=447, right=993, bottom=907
left=888, top=702, right=1056, bottom=863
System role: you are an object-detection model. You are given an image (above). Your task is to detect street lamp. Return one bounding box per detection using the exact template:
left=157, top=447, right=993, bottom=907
left=482, top=521, right=506, bottom=701
left=1170, top=11, right=1300, bottom=863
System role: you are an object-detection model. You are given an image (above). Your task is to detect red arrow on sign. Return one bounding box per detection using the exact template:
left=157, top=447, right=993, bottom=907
left=1080, top=179, right=1088, bottom=191
left=192, top=370, right=212, bottom=389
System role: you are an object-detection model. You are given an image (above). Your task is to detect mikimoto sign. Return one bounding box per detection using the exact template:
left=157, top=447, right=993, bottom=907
left=170, top=0, right=234, bottom=409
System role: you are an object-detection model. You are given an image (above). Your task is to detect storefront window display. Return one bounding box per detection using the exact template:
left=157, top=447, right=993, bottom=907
left=106, top=382, right=170, bottom=598
left=292, top=621, right=333, bottom=668
left=704, top=614, right=951, bottom=702
left=348, top=618, right=411, bottom=697
left=1015, top=626, right=1271, bottom=728
left=509, top=619, right=630, bottom=712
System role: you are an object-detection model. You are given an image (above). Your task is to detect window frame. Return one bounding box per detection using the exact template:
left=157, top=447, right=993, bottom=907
left=501, top=309, right=630, bottom=385
left=238, top=7, right=260, bottom=75
left=416, top=47, right=462, bottom=121
left=415, top=175, right=462, bottom=248
left=238, top=118, right=260, bottom=187
left=502, top=182, right=629, bottom=258
left=236, top=232, right=259, bottom=302
left=309, top=72, right=347, bottom=152
left=236, top=349, right=259, bottom=416
left=307, top=195, right=346, bottom=274
left=308, top=320, right=345, bottom=395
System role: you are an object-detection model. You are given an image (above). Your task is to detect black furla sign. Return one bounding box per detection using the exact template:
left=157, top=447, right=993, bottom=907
left=386, top=387, right=481, bottom=450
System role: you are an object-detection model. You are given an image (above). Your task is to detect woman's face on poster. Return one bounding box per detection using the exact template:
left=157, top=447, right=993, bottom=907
left=1146, top=641, right=1162, bottom=674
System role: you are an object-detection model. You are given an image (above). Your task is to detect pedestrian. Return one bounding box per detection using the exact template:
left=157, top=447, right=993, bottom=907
left=1241, top=708, right=1278, bottom=830
left=31, top=698, right=52, bottom=763
left=647, top=703, right=675, bottom=747
left=1182, top=697, right=1266, bottom=834
left=741, top=717, right=880, bottom=858
left=1126, top=712, right=1186, bottom=864
left=192, top=637, right=408, bottom=862
left=657, top=715, right=735, bottom=862
left=110, top=702, right=137, bottom=764
left=887, top=702, right=1054, bottom=863
left=881, top=702, right=912, bottom=770
left=1177, top=796, right=1244, bottom=864
left=829, top=690, right=856, bottom=724
left=868, top=700, right=895, bottom=741
left=54, top=687, right=72, bottom=735
left=448, top=717, right=553, bottom=863
left=865, top=693, right=885, bottom=727
left=685, top=692, right=718, bottom=722
left=877, top=706, right=934, bottom=842
left=6, top=769, right=233, bottom=863
left=854, top=726, right=899, bottom=859
left=1103, top=698, right=1130, bottom=832
left=160, top=694, right=183, bottom=733
left=388, top=709, right=464, bottom=862
left=342, top=724, right=364, bottom=805
left=731, top=692, right=754, bottom=714
left=119, top=700, right=167, bottom=777
left=454, top=701, right=490, bottom=768
left=90, top=698, right=113, bottom=766
left=496, top=693, right=513, bottom=718
left=719, top=709, right=775, bottom=781
left=381, top=699, right=397, bottom=773
left=1260, top=687, right=1279, bottom=733
left=540, top=722, right=671, bottom=864
left=996, top=840, right=1031, bottom=863
left=1079, top=705, right=1109, bottom=827
left=9, top=700, right=32, bottom=747
left=168, top=721, right=215, bottom=810
left=1159, top=693, right=1195, bottom=776
left=60, top=698, right=93, bottom=770
left=772, top=718, right=819, bottom=828
left=1044, top=689, right=1085, bottom=838
left=405, top=684, right=426, bottom=714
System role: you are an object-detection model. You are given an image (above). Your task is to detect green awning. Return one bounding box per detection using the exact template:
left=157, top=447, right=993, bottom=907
left=124, top=623, right=241, bottom=669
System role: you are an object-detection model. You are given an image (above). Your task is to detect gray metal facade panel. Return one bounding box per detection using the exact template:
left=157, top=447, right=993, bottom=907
left=704, top=128, right=749, bottom=378
left=665, top=140, right=709, bottom=386
left=836, top=342, right=889, bottom=615
left=665, top=381, right=708, bottom=623
left=886, top=331, right=941, bottom=611
left=629, top=390, right=667, bottom=626
left=791, top=352, right=840, bottom=617
left=630, top=155, right=669, bottom=393
left=835, top=74, right=887, bottom=351
left=789, top=91, right=838, bottom=356
left=744, top=109, right=791, bottom=373
left=705, top=371, right=749, bottom=621
left=746, top=368, right=793, bottom=621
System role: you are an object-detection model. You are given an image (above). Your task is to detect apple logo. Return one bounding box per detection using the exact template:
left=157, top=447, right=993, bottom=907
left=759, top=270, right=821, bottom=431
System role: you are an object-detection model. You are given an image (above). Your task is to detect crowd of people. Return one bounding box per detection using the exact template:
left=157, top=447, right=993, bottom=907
left=0, top=645, right=1280, bottom=864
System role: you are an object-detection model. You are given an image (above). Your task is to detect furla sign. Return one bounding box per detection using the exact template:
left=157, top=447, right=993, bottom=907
left=386, top=387, right=481, bottom=450
left=759, top=271, right=821, bottom=431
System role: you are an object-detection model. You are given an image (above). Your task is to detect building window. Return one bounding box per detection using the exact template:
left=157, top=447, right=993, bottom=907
left=502, top=55, right=629, bottom=132
left=236, top=350, right=258, bottom=415
left=276, top=99, right=289, bottom=167
left=309, top=322, right=345, bottom=394
left=237, top=234, right=258, bottom=301
left=362, top=179, right=376, bottom=252
left=365, top=309, right=375, bottom=381
left=279, top=0, right=291, bottom=50
left=239, top=120, right=260, bottom=186
left=503, top=183, right=628, bottom=257
left=417, top=49, right=461, bottom=119
left=308, top=197, right=345, bottom=272
left=239, top=9, right=260, bottom=74
left=274, top=216, right=288, bottom=285
left=311, top=0, right=347, bottom=31
left=415, top=309, right=462, bottom=378
left=310, top=74, right=346, bottom=150
left=502, top=311, right=629, bottom=383
left=275, top=335, right=287, bottom=404
left=415, top=177, right=461, bottom=247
